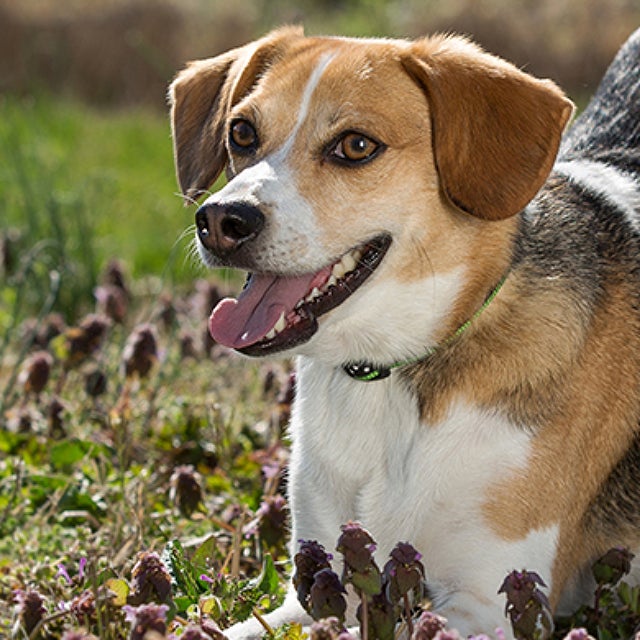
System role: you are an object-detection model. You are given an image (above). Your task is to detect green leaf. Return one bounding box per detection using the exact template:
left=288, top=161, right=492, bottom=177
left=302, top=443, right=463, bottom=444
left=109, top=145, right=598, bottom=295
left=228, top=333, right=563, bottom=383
left=246, top=554, right=279, bottom=596
left=191, top=535, right=218, bottom=576
left=163, top=539, right=201, bottom=599
left=173, top=595, right=195, bottom=613
left=199, top=595, right=222, bottom=618
left=105, top=578, right=129, bottom=606
left=50, top=439, right=93, bottom=468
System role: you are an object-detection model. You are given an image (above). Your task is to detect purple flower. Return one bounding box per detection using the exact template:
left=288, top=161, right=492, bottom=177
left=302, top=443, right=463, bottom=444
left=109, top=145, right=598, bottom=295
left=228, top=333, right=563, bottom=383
left=309, top=617, right=346, bottom=640
left=123, top=603, right=169, bottom=640
left=256, top=494, right=288, bottom=549
left=498, top=570, right=552, bottom=640
left=56, top=558, right=88, bottom=586
left=57, top=563, right=74, bottom=585
left=293, top=539, right=333, bottom=612
left=562, top=629, right=595, bottom=640
left=13, top=589, right=47, bottom=635
left=169, top=465, right=204, bottom=518
left=94, top=284, right=128, bottom=323
left=383, top=541, right=425, bottom=602
left=68, top=589, right=96, bottom=625
left=336, top=522, right=382, bottom=596
left=18, top=350, right=53, bottom=395
left=309, top=568, right=348, bottom=623
left=411, top=611, right=447, bottom=640
left=129, top=551, right=173, bottom=604
left=592, top=547, right=634, bottom=586
left=122, top=323, right=159, bottom=379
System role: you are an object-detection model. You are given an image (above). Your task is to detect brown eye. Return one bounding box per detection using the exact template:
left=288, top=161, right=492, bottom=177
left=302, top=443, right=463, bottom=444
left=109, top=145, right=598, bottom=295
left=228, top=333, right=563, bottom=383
left=230, top=119, right=258, bottom=150
left=332, top=132, right=381, bottom=163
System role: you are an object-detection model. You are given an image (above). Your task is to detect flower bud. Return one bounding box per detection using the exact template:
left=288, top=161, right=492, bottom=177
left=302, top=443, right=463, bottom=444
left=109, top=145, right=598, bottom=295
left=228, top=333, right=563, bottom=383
left=592, top=546, right=634, bottom=586
left=129, top=552, right=172, bottom=604
left=169, top=465, right=204, bottom=517
left=383, top=541, right=425, bottom=602
left=102, top=259, right=129, bottom=298
left=336, top=522, right=382, bottom=596
left=293, top=540, right=332, bottom=612
left=13, top=589, right=46, bottom=635
left=19, top=351, right=53, bottom=395
left=123, top=603, right=168, bottom=640
left=94, top=285, right=128, bottom=324
left=309, top=568, right=347, bottom=623
left=122, top=324, right=158, bottom=379
left=498, top=570, right=552, bottom=640
left=256, top=494, right=288, bottom=549
left=411, top=611, right=447, bottom=640
left=310, top=616, right=345, bottom=640
left=84, top=368, right=108, bottom=398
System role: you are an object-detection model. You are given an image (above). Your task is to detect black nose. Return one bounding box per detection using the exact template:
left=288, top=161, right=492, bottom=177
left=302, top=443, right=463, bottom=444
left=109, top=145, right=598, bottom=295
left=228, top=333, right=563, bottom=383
left=195, top=202, right=265, bottom=255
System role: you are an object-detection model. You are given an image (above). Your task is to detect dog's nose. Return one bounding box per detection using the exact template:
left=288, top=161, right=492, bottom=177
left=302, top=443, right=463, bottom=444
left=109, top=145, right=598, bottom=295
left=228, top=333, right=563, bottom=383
left=195, top=202, right=265, bottom=255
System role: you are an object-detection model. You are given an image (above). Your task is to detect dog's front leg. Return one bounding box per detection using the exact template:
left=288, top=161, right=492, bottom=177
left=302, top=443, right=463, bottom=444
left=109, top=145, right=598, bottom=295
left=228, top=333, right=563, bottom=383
left=223, top=588, right=312, bottom=640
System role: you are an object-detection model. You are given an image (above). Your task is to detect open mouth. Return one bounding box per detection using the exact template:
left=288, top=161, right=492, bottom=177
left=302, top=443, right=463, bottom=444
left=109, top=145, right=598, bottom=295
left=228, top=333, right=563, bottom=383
left=208, top=234, right=392, bottom=356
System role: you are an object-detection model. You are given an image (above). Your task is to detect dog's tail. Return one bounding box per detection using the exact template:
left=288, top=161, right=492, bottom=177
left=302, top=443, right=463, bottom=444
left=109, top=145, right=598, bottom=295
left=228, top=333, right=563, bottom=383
left=560, top=27, right=640, bottom=175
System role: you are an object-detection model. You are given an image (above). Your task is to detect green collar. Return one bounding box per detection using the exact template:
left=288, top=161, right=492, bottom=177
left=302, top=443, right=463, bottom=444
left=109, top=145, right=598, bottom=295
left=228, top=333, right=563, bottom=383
left=342, top=276, right=506, bottom=382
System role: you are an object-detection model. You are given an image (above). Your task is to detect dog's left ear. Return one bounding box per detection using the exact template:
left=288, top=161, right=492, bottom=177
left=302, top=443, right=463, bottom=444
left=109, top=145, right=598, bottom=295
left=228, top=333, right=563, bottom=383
left=402, top=36, right=574, bottom=221
left=169, top=26, right=304, bottom=200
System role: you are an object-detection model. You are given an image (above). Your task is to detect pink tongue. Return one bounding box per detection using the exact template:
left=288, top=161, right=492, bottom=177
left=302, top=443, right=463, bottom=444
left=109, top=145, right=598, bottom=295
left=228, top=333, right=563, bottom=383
left=209, top=269, right=330, bottom=349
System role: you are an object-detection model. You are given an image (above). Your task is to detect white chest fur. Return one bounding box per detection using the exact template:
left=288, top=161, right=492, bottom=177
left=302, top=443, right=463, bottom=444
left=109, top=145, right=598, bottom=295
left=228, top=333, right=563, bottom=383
left=287, top=357, right=559, bottom=635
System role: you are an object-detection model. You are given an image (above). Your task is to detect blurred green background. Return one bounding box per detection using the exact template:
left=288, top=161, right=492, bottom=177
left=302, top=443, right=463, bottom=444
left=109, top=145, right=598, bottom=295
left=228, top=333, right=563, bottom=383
left=1, top=0, right=638, bottom=321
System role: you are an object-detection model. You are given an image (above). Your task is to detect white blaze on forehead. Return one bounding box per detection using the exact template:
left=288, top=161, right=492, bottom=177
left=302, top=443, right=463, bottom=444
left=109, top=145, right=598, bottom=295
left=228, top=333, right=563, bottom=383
left=276, top=51, right=338, bottom=160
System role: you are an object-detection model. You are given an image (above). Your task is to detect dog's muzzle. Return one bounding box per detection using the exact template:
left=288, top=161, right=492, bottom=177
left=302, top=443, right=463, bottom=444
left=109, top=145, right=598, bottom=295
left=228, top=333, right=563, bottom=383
left=195, top=201, right=265, bottom=257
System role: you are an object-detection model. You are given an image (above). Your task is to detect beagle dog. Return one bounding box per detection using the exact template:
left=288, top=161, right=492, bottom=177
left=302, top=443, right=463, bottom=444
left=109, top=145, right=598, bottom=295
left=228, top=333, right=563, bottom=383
left=169, top=27, right=640, bottom=638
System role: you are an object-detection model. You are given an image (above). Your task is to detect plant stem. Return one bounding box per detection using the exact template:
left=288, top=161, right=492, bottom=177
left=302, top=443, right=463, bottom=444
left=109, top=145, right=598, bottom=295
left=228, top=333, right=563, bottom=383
left=360, top=589, right=369, bottom=640
left=404, top=594, right=414, bottom=637
left=253, top=608, right=275, bottom=638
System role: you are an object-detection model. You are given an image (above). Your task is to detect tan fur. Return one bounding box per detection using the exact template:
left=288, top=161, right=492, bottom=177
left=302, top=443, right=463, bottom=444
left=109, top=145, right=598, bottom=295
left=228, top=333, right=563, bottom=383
left=401, top=36, right=574, bottom=221
left=480, top=279, right=640, bottom=605
left=170, top=26, right=305, bottom=198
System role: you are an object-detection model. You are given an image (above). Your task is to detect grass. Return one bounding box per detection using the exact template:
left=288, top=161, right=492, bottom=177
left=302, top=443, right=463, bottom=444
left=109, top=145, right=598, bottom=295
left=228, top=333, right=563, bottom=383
left=0, top=95, right=200, bottom=320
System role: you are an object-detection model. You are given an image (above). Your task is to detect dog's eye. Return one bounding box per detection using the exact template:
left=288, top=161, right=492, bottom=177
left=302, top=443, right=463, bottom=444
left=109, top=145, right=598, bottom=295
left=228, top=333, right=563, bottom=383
left=229, top=119, right=258, bottom=151
left=331, top=132, right=381, bottom=163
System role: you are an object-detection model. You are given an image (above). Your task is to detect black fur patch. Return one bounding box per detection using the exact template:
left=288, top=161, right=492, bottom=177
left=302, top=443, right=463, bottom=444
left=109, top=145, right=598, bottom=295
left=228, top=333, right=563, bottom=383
left=583, top=429, right=640, bottom=539
left=560, top=29, right=640, bottom=175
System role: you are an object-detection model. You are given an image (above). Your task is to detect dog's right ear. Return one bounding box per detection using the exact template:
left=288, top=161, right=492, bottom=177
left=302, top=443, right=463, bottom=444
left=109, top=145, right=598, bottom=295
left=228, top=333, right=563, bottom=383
left=169, top=26, right=304, bottom=201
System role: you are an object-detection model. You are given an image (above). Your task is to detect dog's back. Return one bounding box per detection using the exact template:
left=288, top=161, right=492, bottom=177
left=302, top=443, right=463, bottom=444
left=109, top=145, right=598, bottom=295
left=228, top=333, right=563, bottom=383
left=561, top=28, right=640, bottom=177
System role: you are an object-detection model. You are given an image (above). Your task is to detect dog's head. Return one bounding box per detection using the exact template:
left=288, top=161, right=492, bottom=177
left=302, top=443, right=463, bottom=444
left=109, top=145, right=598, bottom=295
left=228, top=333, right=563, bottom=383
left=170, top=27, right=573, bottom=364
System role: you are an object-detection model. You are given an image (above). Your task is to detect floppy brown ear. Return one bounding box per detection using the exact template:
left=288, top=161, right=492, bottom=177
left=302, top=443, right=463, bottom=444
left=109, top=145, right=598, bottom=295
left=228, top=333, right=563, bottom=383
left=169, top=26, right=304, bottom=200
left=401, top=35, right=574, bottom=220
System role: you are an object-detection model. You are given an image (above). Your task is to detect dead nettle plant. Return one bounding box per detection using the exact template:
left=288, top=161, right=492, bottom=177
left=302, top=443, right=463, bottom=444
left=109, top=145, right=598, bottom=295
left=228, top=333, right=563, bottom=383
left=292, top=522, right=426, bottom=640
left=288, top=524, right=639, bottom=640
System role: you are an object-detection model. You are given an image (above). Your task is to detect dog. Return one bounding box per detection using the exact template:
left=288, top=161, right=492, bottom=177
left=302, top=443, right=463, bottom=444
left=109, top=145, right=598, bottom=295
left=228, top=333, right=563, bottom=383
left=169, top=26, right=640, bottom=637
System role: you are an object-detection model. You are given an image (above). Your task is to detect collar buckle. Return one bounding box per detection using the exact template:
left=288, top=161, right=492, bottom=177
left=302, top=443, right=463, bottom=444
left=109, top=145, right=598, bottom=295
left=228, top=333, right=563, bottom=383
left=343, top=362, right=391, bottom=381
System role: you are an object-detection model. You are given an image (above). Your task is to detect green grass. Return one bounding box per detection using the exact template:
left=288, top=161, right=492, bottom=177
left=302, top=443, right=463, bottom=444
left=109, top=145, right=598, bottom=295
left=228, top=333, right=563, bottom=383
left=0, top=95, right=202, bottom=320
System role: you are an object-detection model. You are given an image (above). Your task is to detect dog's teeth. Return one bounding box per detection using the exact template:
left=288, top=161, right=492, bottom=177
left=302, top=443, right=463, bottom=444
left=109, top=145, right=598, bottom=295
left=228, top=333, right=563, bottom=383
left=342, top=253, right=357, bottom=273
left=266, top=328, right=276, bottom=340
left=327, top=275, right=338, bottom=288
left=332, top=261, right=346, bottom=279
left=274, top=311, right=286, bottom=334
left=352, top=249, right=362, bottom=263
left=306, top=287, right=322, bottom=302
